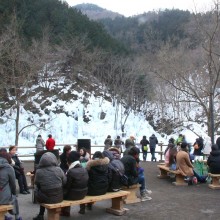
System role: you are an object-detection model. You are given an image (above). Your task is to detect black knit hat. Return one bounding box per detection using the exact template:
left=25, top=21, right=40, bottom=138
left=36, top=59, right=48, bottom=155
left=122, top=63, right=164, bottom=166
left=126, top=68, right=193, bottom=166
left=67, top=151, right=80, bottom=163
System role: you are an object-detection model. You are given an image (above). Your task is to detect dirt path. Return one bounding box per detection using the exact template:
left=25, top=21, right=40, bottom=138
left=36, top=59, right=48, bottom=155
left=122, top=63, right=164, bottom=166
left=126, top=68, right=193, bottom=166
left=17, top=161, right=220, bottom=220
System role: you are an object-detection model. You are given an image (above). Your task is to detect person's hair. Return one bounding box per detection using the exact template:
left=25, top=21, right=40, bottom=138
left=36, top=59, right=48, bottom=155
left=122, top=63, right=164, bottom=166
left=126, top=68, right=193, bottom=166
left=117, top=135, right=120, bottom=139
left=143, top=135, right=146, bottom=139
left=63, top=145, right=71, bottom=153
left=181, top=142, right=188, bottom=151
left=107, top=135, right=111, bottom=138
left=164, top=143, right=175, bottom=155
left=92, top=151, right=104, bottom=159
left=37, top=134, right=41, bottom=137
left=128, top=147, right=139, bottom=156
left=79, top=147, right=87, bottom=156
left=9, top=145, right=16, bottom=152
left=0, top=152, right=12, bottom=164
left=48, top=134, right=52, bottom=138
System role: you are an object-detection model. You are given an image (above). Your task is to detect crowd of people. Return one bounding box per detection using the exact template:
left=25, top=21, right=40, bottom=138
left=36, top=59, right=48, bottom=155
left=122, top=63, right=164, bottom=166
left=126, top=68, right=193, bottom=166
left=1, top=133, right=220, bottom=219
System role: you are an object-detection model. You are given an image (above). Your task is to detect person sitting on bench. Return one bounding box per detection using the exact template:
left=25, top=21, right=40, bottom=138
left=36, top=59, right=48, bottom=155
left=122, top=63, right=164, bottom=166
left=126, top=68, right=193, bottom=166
left=121, top=147, right=152, bottom=201
left=33, top=152, right=66, bottom=220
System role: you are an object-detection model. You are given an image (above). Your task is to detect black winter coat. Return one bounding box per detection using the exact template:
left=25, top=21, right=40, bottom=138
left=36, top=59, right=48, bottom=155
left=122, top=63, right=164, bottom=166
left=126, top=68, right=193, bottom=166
left=64, top=163, right=89, bottom=200
left=86, top=157, right=110, bottom=196
left=120, top=155, right=138, bottom=186
left=207, top=150, right=220, bottom=174
left=149, top=135, right=158, bottom=148
left=140, top=138, right=150, bottom=152
left=11, top=154, right=23, bottom=178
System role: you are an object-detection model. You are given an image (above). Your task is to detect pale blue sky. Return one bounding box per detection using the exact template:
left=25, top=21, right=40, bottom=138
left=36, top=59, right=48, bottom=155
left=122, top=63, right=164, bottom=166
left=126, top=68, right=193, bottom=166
left=66, top=0, right=214, bottom=17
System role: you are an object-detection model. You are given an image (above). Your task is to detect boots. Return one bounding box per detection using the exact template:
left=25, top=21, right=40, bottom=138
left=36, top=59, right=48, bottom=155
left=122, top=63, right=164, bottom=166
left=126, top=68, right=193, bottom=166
left=78, top=204, right=85, bottom=214
left=33, top=215, right=44, bottom=220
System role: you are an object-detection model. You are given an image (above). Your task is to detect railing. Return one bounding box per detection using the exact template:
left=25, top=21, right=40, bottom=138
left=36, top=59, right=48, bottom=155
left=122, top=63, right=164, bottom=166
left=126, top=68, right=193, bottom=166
left=2, top=143, right=168, bottom=161
left=2, top=143, right=209, bottom=161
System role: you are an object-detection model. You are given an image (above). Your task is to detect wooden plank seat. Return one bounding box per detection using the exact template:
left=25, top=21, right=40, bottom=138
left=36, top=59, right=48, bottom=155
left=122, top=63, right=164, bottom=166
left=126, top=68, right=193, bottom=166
left=41, top=191, right=130, bottom=220
left=157, top=164, right=187, bottom=186
left=0, top=205, right=13, bottom=220
left=122, top=184, right=141, bottom=204
left=208, top=173, right=220, bottom=189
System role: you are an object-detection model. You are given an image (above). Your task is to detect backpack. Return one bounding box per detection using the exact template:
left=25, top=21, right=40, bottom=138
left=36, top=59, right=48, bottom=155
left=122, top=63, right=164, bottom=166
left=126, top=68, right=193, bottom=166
left=109, top=160, right=126, bottom=190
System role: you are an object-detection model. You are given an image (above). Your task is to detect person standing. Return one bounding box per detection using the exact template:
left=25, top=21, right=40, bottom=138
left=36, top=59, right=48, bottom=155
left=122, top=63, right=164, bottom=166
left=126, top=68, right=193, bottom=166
left=35, top=135, right=45, bottom=152
left=114, top=136, right=124, bottom=153
left=45, top=134, right=55, bottom=150
left=149, top=134, right=158, bottom=162
left=140, top=136, right=150, bottom=161
left=104, top=135, right=113, bottom=150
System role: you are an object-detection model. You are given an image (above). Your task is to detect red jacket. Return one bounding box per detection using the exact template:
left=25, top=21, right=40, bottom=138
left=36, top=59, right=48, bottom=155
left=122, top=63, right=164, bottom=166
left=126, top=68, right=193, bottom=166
left=46, top=138, right=56, bottom=150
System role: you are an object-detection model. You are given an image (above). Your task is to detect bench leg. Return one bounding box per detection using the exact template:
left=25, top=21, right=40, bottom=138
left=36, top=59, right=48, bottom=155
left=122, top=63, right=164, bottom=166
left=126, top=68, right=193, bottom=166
left=209, top=177, right=220, bottom=189
left=173, top=174, right=188, bottom=186
left=122, top=187, right=141, bottom=204
left=158, top=169, right=169, bottom=179
left=47, top=208, right=61, bottom=220
left=106, top=197, right=126, bottom=216
left=0, top=211, right=8, bottom=220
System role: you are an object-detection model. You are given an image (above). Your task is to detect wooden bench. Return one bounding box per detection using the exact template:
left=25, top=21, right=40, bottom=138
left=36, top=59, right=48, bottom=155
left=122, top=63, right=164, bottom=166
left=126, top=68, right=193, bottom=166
left=208, top=173, right=220, bottom=189
left=26, top=172, right=36, bottom=203
left=0, top=205, right=13, bottom=220
left=41, top=191, right=130, bottom=220
left=157, top=164, right=187, bottom=186
left=122, top=184, right=141, bottom=204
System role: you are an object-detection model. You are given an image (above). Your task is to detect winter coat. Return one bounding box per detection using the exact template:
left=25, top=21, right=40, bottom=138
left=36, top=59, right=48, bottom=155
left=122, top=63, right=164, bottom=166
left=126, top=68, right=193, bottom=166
left=79, top=152, right=90, bottom=163
left=140, top=138, right=150, bottom=152
left=86, top=157, right=109, bottom=196
left=11, top=154, right=24, bottom=178
left=35, top=137, right=45, bottom=152
left=60, top=152, right=69, bottom=173
left=120, top=155, right=138, bottom=186
left=103, top=150, right=125, bottom=191
left=104, top=138, right=113, bottom=149
left=125, top=138, right=135, bottom=148
left=64, top=162, right=89, bottom=200
left=207, top=150, right=220, bottom=174
left=0, top=157, right=16, bottom=204
left=216, top=137, right=220, bottom=150
left=46, top=137, right=56, bottom=150
left=149, top=135, right=158, bottom=148
left=176, top=150, right=194, bottom=177
left=34, top=152, right=66, bottom=203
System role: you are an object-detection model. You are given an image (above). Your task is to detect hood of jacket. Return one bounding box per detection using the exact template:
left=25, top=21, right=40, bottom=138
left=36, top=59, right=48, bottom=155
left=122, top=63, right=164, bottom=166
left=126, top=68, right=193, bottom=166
left=86, top=157, right=109, bottom=171
left=210, top=150, right=220, bottom=157
left=102, top=150, right=114, bottom=161
left=0, top=157, right=11, bottom=169
left=38, top=152, right=58, bottom=168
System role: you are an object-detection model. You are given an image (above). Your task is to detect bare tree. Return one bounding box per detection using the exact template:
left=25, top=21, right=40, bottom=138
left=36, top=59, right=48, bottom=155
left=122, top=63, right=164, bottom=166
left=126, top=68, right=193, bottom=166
left=148, top=1, right=220, bottom=143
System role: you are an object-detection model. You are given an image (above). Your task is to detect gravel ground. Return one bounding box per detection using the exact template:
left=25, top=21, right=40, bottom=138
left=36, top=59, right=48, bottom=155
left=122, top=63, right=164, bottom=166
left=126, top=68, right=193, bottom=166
left=11, top=160, right=220, bottom=220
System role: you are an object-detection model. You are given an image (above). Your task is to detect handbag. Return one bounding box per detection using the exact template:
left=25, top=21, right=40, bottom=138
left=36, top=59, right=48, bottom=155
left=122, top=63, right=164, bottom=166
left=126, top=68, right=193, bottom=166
left=143, top=146, right=148, bottom=151
left=9, top=194, right=19, bottom=215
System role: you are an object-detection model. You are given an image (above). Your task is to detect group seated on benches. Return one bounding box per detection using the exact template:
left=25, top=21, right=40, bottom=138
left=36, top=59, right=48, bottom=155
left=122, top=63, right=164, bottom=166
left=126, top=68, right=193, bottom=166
left=33, top=149, right=126, bottom=220
left=160, top=142, right=207, bottom=185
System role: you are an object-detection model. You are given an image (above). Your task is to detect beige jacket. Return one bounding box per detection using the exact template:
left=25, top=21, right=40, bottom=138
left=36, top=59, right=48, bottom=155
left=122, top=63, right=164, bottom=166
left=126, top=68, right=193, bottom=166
left=176, top=150, right=194, bottom=177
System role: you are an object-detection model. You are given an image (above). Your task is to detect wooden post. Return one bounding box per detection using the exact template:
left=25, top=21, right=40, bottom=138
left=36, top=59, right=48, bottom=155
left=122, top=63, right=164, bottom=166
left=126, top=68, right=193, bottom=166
left=47, top=208, right=61, bottom=220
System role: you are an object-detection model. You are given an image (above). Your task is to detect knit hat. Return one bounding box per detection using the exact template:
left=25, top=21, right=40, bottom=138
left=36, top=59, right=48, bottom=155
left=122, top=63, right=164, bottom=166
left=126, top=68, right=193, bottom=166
left=0, top=148, right=7, bottom=153
left=67, top=151, right=80, bottom=163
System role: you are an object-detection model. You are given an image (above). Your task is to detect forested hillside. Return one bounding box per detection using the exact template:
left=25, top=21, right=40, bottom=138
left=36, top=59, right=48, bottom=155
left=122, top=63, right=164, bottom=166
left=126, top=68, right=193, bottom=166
left=0, top=0, right=220, bottom=145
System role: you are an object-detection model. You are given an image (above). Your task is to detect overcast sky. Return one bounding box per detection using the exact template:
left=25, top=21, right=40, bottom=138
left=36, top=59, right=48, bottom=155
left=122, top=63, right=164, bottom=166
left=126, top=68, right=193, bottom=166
left=66, top=0, right=214, bottom=17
